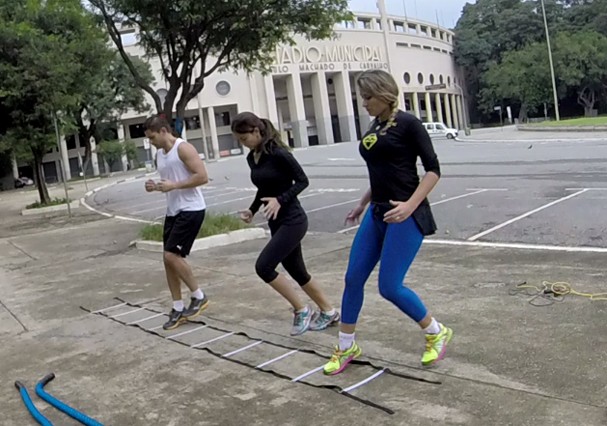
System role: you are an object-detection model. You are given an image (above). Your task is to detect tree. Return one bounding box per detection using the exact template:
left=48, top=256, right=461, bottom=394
left=0, top=0, right=88, bottom=204
left=96, top=140, right=124, bottom=172
left=123, top=140, right=138, bottom=168
left=73, top=52, right=152, bottom=177
left=480, top=42, right=553, bottom=121
left=552, top=31, right=607, bottom=115
left=89, top=0, right=351, bottom=132
left=454, top=0, right=564, bottom=122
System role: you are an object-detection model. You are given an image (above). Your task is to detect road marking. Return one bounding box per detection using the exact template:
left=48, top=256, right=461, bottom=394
left=424, top=238, right=607, bottom=253
left=306, top=199, right=361, bottom=213
left=291, top=365, right=324, bottom=382
left=91, top=302, right=126, bottom=314
left=341, top=369, right=386, bottom=393
left=191, top=332, right=235, bottom=348
left=467, top=189, right=589, bottom=241
left=256, top=350, right=299, bottom=368
left=127, top=313, right=165, bottom=325
left=222, top=341, right=264, bottom=358
left=167, top=325, right=209, bottom=340
left=337, top=189, right=500, bottom=234
left=110, top=307, right=145, bottom=318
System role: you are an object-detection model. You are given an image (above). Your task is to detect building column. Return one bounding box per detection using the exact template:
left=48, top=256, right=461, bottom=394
left=248, top=74, right=261, bottom=114
left=276, top=107, right=288, bottom=144
left=310, top=72, right=334, bottom=145
left=451, top=94, right=460, bottom=130
left=412, top=92, right=421, bottom=119
left=90, top=137, right=100, bottom=176
left=118, top=124, right=128, bottom=171
left=197, top=97, right=211, bottom=161
left=457, top=96, right=465, bottom=130
left=424, top=92, right=433, bottom=122
left=435, top=93, right=444, bottom=124
left=264, top=75, right=279, bottom=127
left=334, top=70, right=357, bottom=142
left=354, top=74, right=371, bottom=134
left=59, top=136, right=72, bottom=181
left=444, top=93, right=453, bottom=128
left=207, top=106, right=220, bottom=159
left=286, top=74, right=308, bottom=148
left=11, top=154, right=19, bottom=179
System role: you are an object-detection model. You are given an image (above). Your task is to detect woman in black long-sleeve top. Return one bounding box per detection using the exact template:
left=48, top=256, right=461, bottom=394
left=231, top=112, right=339, bottom=336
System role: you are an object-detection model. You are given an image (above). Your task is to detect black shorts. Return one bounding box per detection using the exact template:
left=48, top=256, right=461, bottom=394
left=163, top=210, right=206, bottom=257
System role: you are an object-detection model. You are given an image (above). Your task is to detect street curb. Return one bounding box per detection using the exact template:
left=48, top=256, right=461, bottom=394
left=132, top=228, right=267, bottom=253
left=21, top=200, right=81, bottom=216
left=80, top=172, right=158, bottom=225
left=517, top=125, right=607, bottom=132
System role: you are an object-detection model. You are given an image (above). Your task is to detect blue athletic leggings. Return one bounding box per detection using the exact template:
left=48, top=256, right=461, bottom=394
left=341, top=207, right=428, bottom=324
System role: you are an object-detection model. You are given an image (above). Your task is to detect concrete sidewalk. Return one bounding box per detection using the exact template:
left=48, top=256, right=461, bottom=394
left=0, top=207, right=605, bottom=425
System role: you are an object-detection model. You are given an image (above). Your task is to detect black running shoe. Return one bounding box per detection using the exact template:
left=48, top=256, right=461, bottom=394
left=163, top=309, right=185, bottom=330
left=183, top=296, right=209, bottom=319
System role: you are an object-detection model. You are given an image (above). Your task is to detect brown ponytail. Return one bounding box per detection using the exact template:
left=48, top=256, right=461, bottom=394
left=231, top=112, right=291, bottom=153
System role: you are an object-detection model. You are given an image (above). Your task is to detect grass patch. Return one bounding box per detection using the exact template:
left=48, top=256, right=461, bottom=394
left=531, top=116, right=607, bottom=127
left=25, top=197, right=70, bottom=209
left=139, top=212, right=250, bottom=242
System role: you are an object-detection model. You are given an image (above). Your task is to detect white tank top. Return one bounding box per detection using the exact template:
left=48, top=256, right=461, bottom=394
left=156, top=138, right=206, bottom=216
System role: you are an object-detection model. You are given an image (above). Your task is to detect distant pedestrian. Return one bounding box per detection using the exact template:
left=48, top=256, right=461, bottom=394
left=231, top=111, right=340, bottom=336
left=323, top=70, right=453, bottom=375
left=144, top=114, right=210, bottom=330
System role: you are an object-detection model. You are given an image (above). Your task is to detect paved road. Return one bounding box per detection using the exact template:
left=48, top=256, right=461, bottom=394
left=86, top=128, right=607, bottom=248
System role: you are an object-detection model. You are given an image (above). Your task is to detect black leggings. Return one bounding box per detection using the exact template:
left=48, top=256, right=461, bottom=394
left=255, top=219, right=311, bottom=286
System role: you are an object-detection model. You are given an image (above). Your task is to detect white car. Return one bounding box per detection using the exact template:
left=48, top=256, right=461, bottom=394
left=423, top=122, right=459, bottom=139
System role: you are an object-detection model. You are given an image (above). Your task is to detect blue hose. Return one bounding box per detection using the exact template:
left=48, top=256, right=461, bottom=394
left=14, top=381, right=53, bottom=426
left=35, top=374, right=104, bottom=426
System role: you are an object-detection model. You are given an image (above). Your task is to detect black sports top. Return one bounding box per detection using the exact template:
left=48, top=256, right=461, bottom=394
left=247, top=144, right=308, bottom=225
left=359, top=110, right=440, bottom=235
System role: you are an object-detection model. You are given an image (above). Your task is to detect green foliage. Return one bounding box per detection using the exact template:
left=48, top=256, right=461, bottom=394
left=96, top=140, right=124, bottom=170
left=455, top=0, right=607, bottom=122
left=26, top=197, right=70, bottom=209
left=123, top=140, right=138, bottom=163
left=479, top=42, right=552, bottom=119
left=0, top=0, right=111, bottom=203
left=139, top=213, right=250, bottom=241
left=89, top=0, right=352, bottom=119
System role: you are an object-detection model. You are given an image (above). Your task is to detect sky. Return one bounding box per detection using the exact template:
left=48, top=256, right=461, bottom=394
left=348, top=0, right=477, bottom=29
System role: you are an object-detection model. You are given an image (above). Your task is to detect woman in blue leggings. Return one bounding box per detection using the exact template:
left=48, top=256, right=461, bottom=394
left=323, top=70, right=453, bottom=375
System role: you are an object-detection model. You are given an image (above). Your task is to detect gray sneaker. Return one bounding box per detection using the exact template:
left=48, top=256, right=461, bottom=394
left=309, top=310, right=340, bottom=331
left=291, top=306, right=313, bottom=336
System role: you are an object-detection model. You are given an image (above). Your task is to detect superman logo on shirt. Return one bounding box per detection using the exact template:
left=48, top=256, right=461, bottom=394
left=362, top=133, right=378, bottom=150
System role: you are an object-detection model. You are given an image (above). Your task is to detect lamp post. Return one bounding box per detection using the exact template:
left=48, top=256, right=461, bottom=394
left=540, top=0, right=560, bottom=121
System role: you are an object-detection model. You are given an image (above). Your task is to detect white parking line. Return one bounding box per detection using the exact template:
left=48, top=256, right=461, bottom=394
left=424, top=238, right=607, bottom=253
left=337, top=189, right=501, bottom=234
left=467, top=189, right=589, bottom=241
left=307, top=199, right=360, bottom=213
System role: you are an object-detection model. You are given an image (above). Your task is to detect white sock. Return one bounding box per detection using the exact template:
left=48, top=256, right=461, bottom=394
left=338, top=331, right=355, bottom=351
left=323, top=308, right=336, bottom=316
left=295, top=305, right=309, bottom=314
left=173, top=300, right=184, bottom=312
left=191, top=289, right=204, bottom=300
left=424, top=318, right=441, bottom=334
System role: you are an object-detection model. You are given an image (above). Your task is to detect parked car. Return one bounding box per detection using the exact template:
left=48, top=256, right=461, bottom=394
left=423, top=122, right=459, bottom=139
left=14, top=176, right=34, bottom=189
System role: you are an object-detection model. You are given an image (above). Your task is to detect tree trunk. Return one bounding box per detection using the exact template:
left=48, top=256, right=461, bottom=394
left=518, top=104, right=528, bottom=122
left=577, top=87, right=596, bottom=116
left=31, top=149, right=50, bottom=205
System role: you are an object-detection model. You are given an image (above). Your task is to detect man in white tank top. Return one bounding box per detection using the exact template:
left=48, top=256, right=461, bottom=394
left=143, top=114, right=210, bottom=330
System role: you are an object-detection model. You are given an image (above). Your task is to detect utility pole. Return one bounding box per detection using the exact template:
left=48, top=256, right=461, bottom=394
left=540, top=0, right=560, bottom=121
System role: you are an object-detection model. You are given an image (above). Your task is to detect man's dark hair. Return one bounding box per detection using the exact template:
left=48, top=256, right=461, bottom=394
left=144, top=114, right=172, bottom=133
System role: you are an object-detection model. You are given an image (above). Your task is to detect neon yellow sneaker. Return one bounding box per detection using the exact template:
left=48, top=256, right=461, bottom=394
left=422, top=324, right=453, bottom=366
left=323, top=342, right=362, bottom=375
